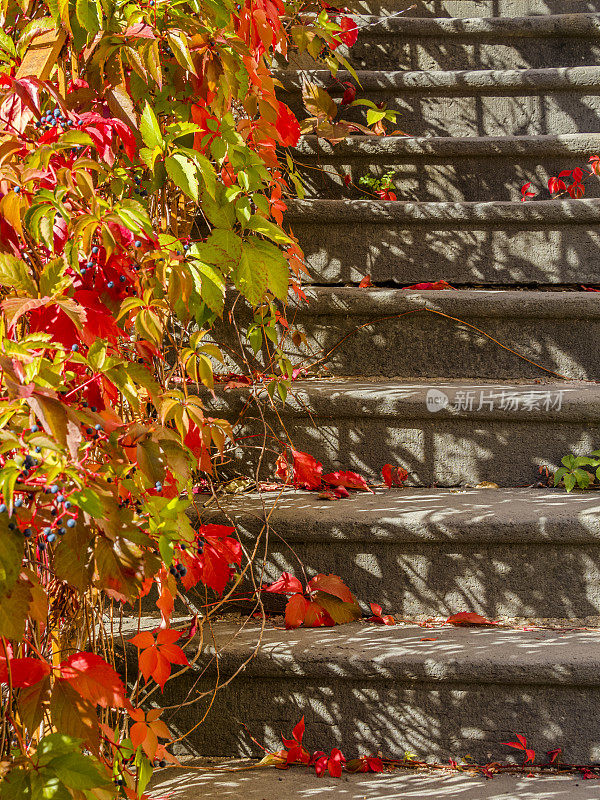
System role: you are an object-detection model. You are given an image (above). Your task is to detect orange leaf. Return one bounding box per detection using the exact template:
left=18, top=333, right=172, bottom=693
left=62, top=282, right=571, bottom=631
left=445, top=612, right=496, bottom=626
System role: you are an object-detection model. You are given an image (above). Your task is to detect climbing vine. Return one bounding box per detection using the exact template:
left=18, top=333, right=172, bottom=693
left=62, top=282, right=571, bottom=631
left=0, top=0, right=380, bottom=795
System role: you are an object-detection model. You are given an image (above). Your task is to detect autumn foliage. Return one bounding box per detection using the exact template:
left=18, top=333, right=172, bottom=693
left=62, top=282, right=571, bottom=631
left=0, top=0, right=369, bottom=794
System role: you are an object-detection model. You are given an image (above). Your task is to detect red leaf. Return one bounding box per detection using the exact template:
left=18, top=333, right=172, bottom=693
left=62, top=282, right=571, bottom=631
left=0, top=657, right=51, bottom=688
left=291, top=716, right=305, bottom=744
left=368, top=602, right=395, bottom=626
left=358, top=274, right=372, bottom=288
left=341, top=82, right=356, bottom=106
left=276, top=449, right=323, bottom=490
left=59, top=652, right=129, bottom=709
left=322, top=470, right=372, bottom=492
left=558, top=170, right=572, bottom=178
left=308, top=573, right=354, bottom=603
left=382, top=464, right=408, bottom=488
left=339, top=16, right=358, bottom=47
left=275, top=102, right=301, bottom=147
left=404, top=280, right=454, bottom=290
left=263, top=572, right=304, bottom=595
left=548, top=177, right=566, bottom=194
left=285, top=593, right=309, bottom=629
left=445, top=612, right=496, bottom=626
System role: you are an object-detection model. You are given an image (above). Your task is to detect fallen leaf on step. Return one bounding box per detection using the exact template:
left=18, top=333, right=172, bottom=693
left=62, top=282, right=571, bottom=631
left=367, top=602, right=395, bottom=626
left=358, top=274, right=372, bottom=288
left=445, top=612, right=497, bottom=626
left=420, top=637, right=438, bottom=641
left=382, top=464, right=408, bottom=488
left=404, top=280, right=455, bottom=290
left=475, top=481, right=499, bottom=489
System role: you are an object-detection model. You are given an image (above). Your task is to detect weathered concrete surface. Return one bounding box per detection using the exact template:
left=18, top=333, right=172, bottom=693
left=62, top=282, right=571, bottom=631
left=278, top=66, right=600, bottom=136
left=294, top=134, right=600, bottom=201
left=149, top=766, right=600, bottom=799
left=286, top=13, right=600, bottom=71
left=210, top=379, right=600, bottom=485
left=346, top=0, right=600, bottom=17
left=279, top=288, right=600, bottom=379
left=195, top=488, right=600, bottom=620
left=160, top=622, right=600, bottom=762
left=284, top=199, right=600, bottom=284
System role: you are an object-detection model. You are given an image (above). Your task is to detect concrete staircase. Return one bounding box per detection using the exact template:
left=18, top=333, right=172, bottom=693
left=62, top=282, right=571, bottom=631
left=170, top=0, right=600, bottom=765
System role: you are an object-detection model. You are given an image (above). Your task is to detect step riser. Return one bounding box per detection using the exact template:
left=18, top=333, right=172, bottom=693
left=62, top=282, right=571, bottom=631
left=346, top=0, right=600, bottom=16
left=291, top=37, right=600, bottom=72
left=284, top=89, right=600, bottom=137
left=224, top=401, right=598, bottom=486
left=286, top=210, right=600, bottom=284
left=295, top=156, right=600, bottom=202
left=279, top=304, right=600, bottom=381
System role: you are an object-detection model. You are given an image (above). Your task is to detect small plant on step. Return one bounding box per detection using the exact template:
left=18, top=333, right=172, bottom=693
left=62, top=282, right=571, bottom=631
left=553, top=453, right=600, bottom=491
left=358, top=170, right=398, bottom=200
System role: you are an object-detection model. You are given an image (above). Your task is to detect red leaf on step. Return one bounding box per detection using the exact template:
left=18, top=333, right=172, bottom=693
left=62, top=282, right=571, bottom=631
left=502, top=734, right=535, bottom=763
left=346, top=755, right=384, bottom=773
left=445, top=612, right=496, bottom=626
left=382, top=464, right=408, bottom=487
left=322, top=470, right=372, bottom=492
left=368, top=602, right=395, bottom=626
left=548, top=177, right=566, bottom=194
left=262, top=572, right=304, bottom=595
left=308, top=573, right=355, bottom=603
left=520, top=182, right=536, bottom=201
left=358, top=274, right=372, bottom=288
left=276, top=449, right=323, bottom=490
left=284, top=594, right=329, bottom=629
left=404, top=280, right=455, bottom=290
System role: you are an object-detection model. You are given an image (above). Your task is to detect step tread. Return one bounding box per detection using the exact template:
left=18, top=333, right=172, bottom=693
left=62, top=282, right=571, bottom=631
left=276, top=65, right=600, bottom=92
left=295, top=288, right=600, bottom=317
left=286, top=197, right=600, bottom=222
left=200, top=487, right=600, bottom=543
left=295, top=132, right=600, bottom=157
left=221, top=379, right=600, bottom=419
left=345, top=11, right=600, bottom=35
left=196, top=620, right=600, bottom=685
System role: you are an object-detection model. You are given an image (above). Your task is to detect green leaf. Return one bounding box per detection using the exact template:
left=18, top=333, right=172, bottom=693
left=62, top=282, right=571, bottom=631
left=0, top=520, right=24, bottom=596
left=246, top=214, right=292, bottom=245
left=140, top=102, right=164, bottom=150
left=243, top=238, right=289, bottom=302
left=564, top=473, right=577, bottom=492
left=0, top=253, right=37, bottom=296
left=0, top=577, right=32, bottom=640
left=165, top=154, right=198, bottom=202
left=46, top=753, right=109, bottom=790
left=200, top=186, right=235, bottom=229
left=39, top=258, right=69, bottom=297
left=75, top=0, right=102, bottom=36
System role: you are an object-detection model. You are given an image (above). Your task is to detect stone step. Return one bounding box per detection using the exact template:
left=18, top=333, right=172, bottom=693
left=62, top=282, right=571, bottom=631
left=294, top=133, right=600, bottom=202
left=277, top=66, right=600, bottom=136
left=288, top=13, right=600, bottom=71
left=162, top=621, right=600, bottom=762
left=347, top=0, right=600, bottom=17
left=275, top=288, right=600, bottom=380
left=212, top=378, right=600, bottom=486
left=285, top=198, right=600, bottom=284
left=197, top=487, right=600, bottom=621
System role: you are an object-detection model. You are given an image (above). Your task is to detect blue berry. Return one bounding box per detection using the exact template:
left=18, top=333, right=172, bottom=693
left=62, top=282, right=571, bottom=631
left=38, top=541, right=46, bottom=551
left=178, top=565, right=187, bottom=576
left=65, top=501, right=71, bottom=509
left=71, top=344, right=79, bottom=352
left=86, top=428, right=93, bottom=435
left=31, top=425, right=39, bottom=433
left=81, top=268, right=87, bottom=275
left=57, top=494, right=65, bottom=503
left=169, top=565, right=177, bottom=576
left=66, top=518, right=76, bottom=528
left=0, top=504, right=6, bottom=514
left=95, top=423, right=103, bottom=431
left=91, top=406, right=97, bottom=412
left=23, top=528, right=33, bottom=537
left=50, top=485, right=59, bottom=494
left=46, top=532, right=56, bottom=543
left=135, top=240, right=141, bottom=248
left=43, top=527, right=52, bottom=535
left=107, top=281, right=114, bottom=289
left=54, top=108, right=60, bottom=117
left=86, top=261, right=94, bottom=269
left=92, top=246, right=99, bottom=254
left=8, top=522, right=15, bottom=531
left=35, top=446, right=41, bottom=453
left=58, top=527, right=66, bottom=536
left=14, top=186, right=20, bottom=194
left=120, top=275, right=126, bottom=282
left=14, top=499, right=22, bottom=508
